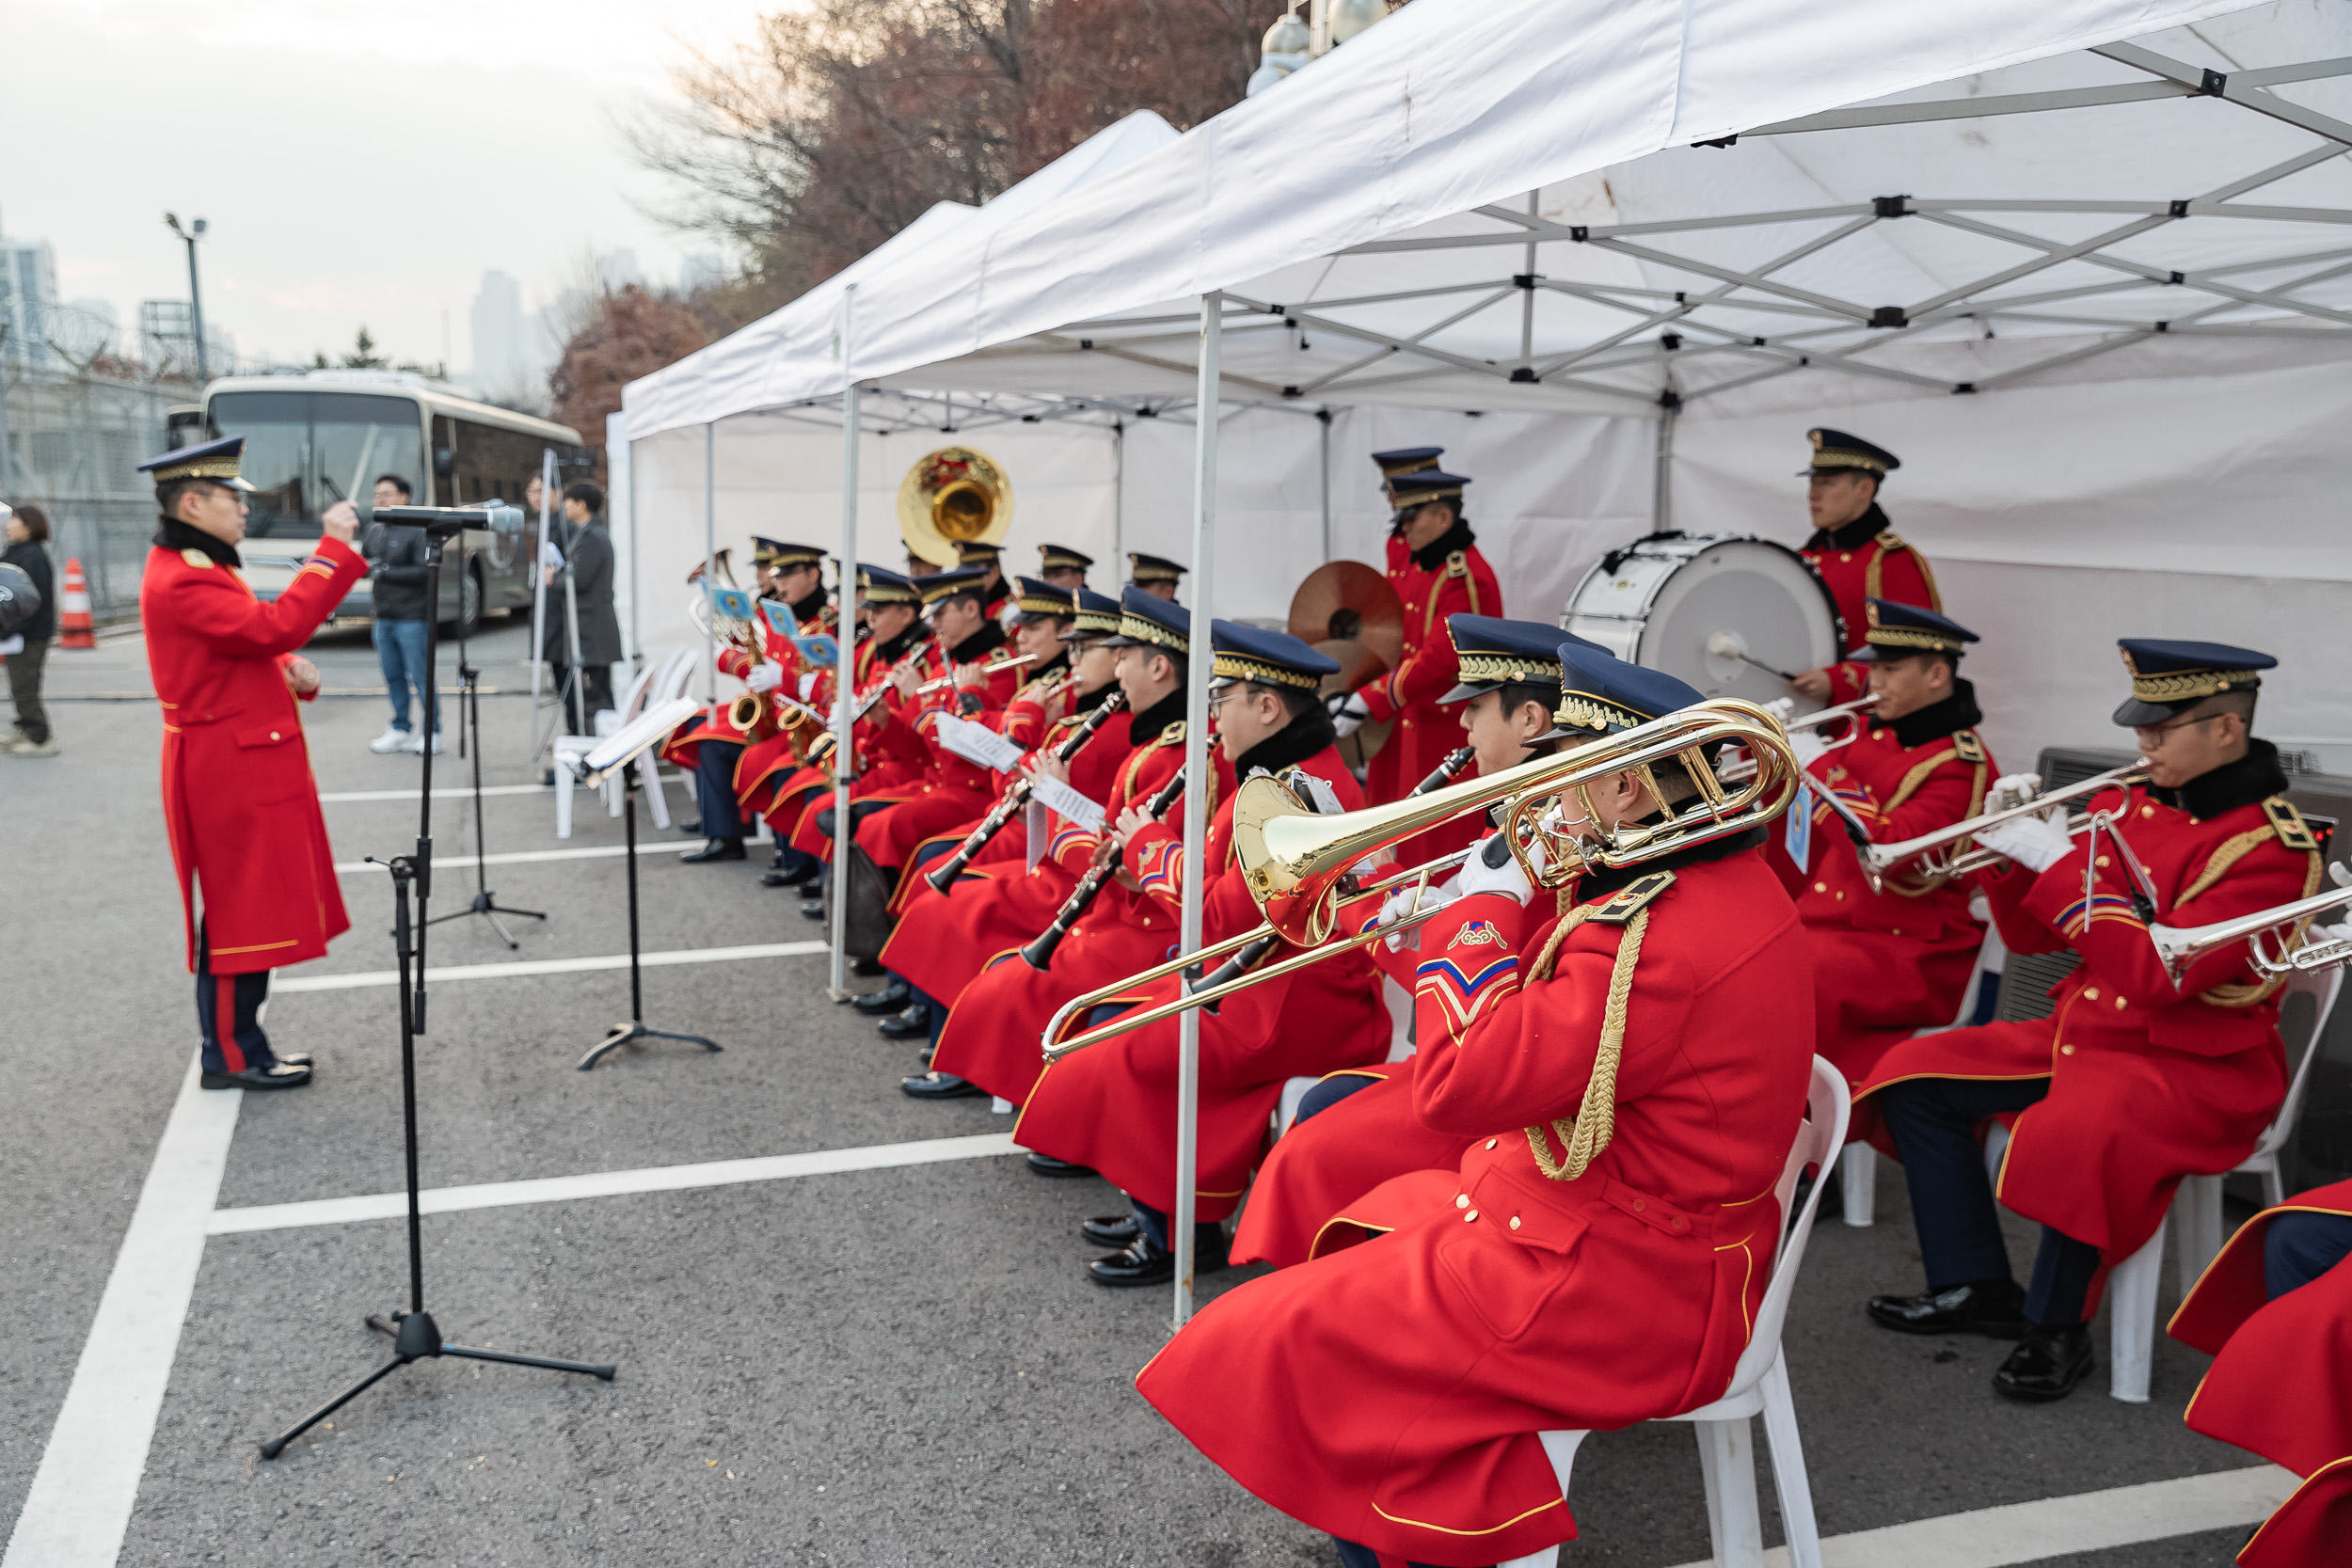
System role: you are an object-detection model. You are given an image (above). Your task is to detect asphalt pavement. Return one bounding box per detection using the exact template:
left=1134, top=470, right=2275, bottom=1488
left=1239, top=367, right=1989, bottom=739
left=1, top=617, right=2264, bottom=1566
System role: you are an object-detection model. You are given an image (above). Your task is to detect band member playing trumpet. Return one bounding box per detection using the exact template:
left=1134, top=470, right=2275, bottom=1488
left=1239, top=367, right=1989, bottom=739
left=1775, top=600, right=1995, bottom=1093
left=1789, top=429, right=1941, bottom=705
left=1014, top=623, right=1384, bottom=1287
left=1138, top=645, right=1816, bottom=1567
left=1858, top=641, right=2321, bottom=1402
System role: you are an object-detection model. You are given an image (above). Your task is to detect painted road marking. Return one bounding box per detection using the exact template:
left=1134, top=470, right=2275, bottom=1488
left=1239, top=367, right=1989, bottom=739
left=335, top=841, right=676, bottom=873
left=274, top=941, right=829, bottom=992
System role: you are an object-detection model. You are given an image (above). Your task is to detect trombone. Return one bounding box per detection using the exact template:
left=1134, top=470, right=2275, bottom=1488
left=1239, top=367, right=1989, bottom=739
left=2149, top=863, right=2352, bottom=983
left=1857, top=764, right=2146, bottom=895
left=1040, top=699, right=1801, bottom=1062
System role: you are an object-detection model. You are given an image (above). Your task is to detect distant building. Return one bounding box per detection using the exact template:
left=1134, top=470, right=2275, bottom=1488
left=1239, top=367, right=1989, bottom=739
left=0, top=232, right=58, bottom=366
left=469, top=268, right=529, bottom=398
left=597, top=249, right=644, bottom=293
left=681, top=252, right=723, bottom=294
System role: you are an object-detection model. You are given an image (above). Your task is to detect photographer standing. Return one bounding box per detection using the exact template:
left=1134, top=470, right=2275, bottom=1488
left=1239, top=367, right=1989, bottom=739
left=2, top=501, right=57, bottom=756
left=542, top=480, right=621, bottom=732
left=362, top=473, right=439, bottom=754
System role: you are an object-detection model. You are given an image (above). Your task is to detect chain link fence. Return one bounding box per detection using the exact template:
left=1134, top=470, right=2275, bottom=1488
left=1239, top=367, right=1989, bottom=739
left=0, top=363, right=189, bottom=625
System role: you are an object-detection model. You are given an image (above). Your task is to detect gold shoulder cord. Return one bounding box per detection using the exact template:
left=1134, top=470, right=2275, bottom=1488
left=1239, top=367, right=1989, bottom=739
left=1521, top=906, right=1650, bottom=1181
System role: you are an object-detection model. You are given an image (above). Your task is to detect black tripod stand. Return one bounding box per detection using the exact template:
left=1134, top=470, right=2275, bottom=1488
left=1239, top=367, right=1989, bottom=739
left=262, top=517, right=610, bottom=1460
left=579, top=765, right=721, bottom=1070
left=427, top=531, right=546, bottom=948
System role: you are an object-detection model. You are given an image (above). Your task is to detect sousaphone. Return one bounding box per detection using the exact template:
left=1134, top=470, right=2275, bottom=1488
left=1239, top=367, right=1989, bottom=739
left=1288, top=560, right=1404, bottom=767
left=898, top=446, right=1013, bottom=568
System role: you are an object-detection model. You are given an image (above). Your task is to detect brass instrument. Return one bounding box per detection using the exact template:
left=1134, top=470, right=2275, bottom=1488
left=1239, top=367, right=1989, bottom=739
left=1856, top=764, right=2146, bottom=894
left=1041, top=700, right=1800, bottom=1061
left=1717, top=695, right=1878, bottom=783
left=898, top=446, right=1012, bottom=568
left=2150, top=863, right=2352, bottom=983
left=1288, top=561, right=1405, bottom=768
left=684, top=551, right=795, bottom=745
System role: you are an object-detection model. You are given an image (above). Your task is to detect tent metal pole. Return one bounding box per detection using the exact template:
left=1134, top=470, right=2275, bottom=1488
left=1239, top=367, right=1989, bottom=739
left=1318, top=408, right=1333, bottom=563
left=703, top=425, right=717, bottom=703
left=1113, top=418, right=1125, bottom=578
left=1653, top=394, right=1675, bottom=535
left=1173, top=291, right=1221, bottom=1330
left=830, top=285, right=861, bottom=1001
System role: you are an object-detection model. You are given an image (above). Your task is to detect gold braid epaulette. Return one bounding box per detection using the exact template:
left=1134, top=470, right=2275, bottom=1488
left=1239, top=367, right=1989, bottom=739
left=1520, top=905, right=1649, bottom=1182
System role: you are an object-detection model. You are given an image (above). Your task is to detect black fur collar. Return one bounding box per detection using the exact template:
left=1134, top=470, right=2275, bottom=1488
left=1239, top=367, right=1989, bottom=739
left=154, top=517, right=242, bottom=570
left=1805, top=502, right=1891, bottom=554
left=1407, top=516, right=1479, bottom=573
left=2153, top=738, right=2289, bottom=821
left=1882, top=678, right=1983, bottom=750
left=946, top=619, right=1009, bottom=665
left=1233, top=705, right=1340, bottom=782
left=1128, top=686, right=1189, bottom=740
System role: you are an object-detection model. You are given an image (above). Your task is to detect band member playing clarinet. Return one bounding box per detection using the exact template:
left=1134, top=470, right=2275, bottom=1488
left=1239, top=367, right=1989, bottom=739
left=1857, top=641, right=2320, bottom=1402
left=1139, top=645, right=1814, bottom=1566
left=137, top=436, right=370, bottom=1091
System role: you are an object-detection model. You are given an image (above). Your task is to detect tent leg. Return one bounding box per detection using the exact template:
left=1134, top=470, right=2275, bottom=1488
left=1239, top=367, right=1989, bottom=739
left=1652, top=395, right=1676, bottom=535
left=1318, top=407, right=1333, bottom=563
left=830, top=291, right=862, bottom=1002
left=1174, top=292, right=1221, bottom=1331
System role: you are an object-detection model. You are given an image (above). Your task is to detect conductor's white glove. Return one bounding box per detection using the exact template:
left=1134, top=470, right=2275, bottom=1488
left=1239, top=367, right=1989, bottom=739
left=1986, top=771, right=2043, bottom=814
left=1789, top=728, right=1829, bottom=768
left=538, top=537, right=564, bottom=569
left=1327, top=691, right=1371, bottom=739
left=746, top=662, right=784, bottom=693
left=1975, top=810, right=2074, bottom=874
left=1455, top=832, right=1537, bottom=907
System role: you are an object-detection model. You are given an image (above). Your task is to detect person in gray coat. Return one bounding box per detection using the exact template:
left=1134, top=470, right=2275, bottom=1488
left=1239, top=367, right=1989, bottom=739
left=543, top=480, right=624, bottom=733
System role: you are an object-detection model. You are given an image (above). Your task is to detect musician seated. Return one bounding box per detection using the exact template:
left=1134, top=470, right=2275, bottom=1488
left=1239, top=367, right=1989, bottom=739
left=1856, top=641, right=2320, bottom=1402
left=1772, top=600, right=1996, bottom=1103
left=1137, top=645, right=1814, bottom=1568
left=1015, top=622, right=1381, bottom=1288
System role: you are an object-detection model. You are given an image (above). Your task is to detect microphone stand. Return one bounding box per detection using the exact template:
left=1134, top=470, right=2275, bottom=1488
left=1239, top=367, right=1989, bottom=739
left=261, top=520, right=611, bottom=1460
left=427, top=518, right=546, bottom=948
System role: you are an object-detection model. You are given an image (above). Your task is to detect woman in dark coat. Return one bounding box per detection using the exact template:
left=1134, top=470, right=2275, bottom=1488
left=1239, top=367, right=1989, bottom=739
left=3, top=501, right=58, bottom=755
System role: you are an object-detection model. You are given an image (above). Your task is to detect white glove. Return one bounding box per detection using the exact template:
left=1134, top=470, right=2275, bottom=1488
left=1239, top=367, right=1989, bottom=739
left=1986, top=771, right=2043, bottom=814
left=1455, top=832, right=1537, bottom=907
left=1975, top=810, right=2074, bottom=874
left=746, top=662, right=784, bottom=693
left=1377, top=878, right=1457, bottom=952
left=1327, top=691, right=1371, bottom=739
left=796, top=672, right=818, bottom=701
left=538, top=537, right=564, bottom=569
left=1789, top=728, right=1828, bottom=768
left=1764, top=696, right=1797, bottom=723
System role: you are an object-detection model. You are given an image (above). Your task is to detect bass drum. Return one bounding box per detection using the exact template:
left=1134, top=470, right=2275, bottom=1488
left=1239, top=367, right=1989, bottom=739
left=1561, top=533, right=1845, bottom=703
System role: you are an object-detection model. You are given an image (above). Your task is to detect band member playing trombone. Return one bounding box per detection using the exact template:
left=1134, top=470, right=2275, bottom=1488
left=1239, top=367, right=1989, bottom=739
left=1774, top=600, right=1995, bottom=1093
left=1788, top=430, right=1941, bottom=705
left=1014, top=623, right=1382, bottom=1288
left=1858, top=641, right=2321, bottom=1402
left=1138, top=646, right=1815, bottom=1567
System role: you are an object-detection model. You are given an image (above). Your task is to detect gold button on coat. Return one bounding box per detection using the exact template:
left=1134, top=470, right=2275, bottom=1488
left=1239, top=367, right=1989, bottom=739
left=1508, top=1216, right=1521, bottom=1230
left=2084, top=988, right=2100, bottom=1001
left=1464, top=1211, right=1477, bottom=1223
left=1455, top=1194, right=1470, bottom=1208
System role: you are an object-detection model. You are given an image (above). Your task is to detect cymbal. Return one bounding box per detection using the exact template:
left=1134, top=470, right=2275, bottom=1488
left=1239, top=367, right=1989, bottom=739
left=1290, top=560, right=1403, bottom=672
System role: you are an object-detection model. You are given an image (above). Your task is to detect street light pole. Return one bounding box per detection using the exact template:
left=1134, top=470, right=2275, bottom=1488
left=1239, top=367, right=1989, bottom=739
left=163, top=213, right=210, bottom=383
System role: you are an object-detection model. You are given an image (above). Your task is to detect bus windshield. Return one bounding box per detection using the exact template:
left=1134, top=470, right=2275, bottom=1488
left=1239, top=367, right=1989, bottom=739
left=208, top=390, right=426, bottom=539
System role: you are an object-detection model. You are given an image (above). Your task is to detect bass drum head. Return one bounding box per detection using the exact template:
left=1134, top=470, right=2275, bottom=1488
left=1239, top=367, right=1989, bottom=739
left=1564, top=535, right=1842, bottom=703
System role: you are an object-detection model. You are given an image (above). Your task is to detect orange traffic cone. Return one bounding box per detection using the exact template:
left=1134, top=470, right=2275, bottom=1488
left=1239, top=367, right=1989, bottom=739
left=57, top=557, right=97, bottom=649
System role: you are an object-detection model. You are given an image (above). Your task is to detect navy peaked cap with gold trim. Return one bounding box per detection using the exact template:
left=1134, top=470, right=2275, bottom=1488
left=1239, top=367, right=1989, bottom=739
left=1544, top=643, right=1702, bottom=740
left=2113, top=639, right=2275, bottom=726
left=1127, top=551, right=1186, bottom=585
left=1070, top=586, right=1122, bottom=639
left=1210, top=620, right=1341, bottom=692
left=1857, top=598, right=1978, bottom=658
left=1440, top=614, right=1595, bottom=705
left=753, top=537, right=826, bottom=567
left=917, top=565, right=993, bottom=606
left=1099, top=585, right=1192, bottom=655
left=1040, top=543, right=1094, bottom=572
left=858, top=564, right=920, bottom=605
left=1372, top=446, right=1445, bottom=478
left=1801, top=428, right=1899, bottom=478
left=1015, top=576, right=1075, bottom=619
left=1389, top=468, right=1470, bottom=507
left=139, top=434, right=255, bottom=491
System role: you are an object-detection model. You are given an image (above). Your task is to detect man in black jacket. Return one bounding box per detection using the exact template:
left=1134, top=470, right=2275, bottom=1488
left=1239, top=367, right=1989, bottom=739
left=543, top=480, right=624, bottom=733
left=363, top=473, right=439, bottom=753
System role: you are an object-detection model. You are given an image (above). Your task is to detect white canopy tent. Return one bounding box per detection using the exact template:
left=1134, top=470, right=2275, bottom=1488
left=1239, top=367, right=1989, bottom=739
left=619, top=0, right=2352, bottom=1320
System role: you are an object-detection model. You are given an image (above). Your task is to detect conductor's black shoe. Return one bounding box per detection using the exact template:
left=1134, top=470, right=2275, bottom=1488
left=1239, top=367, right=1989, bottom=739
left=876, top=1004, right=932, bottom=1039
left=680, top=838, right=747, bottom=863
left=852, top=978, right=913, bottom=1014
left=201, top=1062, right=312, bottom=1092
left=1082, top=1213, right=1141, bottom=1248
left=1026, top=1152, right=1094, bottom=1179
left=799, top=898, right=827, bottom=921
left=762, top=863, right=818, bottom=888
left=1993, top=1323, right=2094, bottom=1402
left=1865, top=1278, right=2030, bottom=1338
left=901, top=1070, right=984, bottom=1100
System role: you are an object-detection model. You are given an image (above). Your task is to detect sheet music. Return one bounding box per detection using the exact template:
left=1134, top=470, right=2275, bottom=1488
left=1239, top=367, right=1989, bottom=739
left=1030, top=772, right=1105, bottom=832
left=932, top=715, right=1027, bottom=772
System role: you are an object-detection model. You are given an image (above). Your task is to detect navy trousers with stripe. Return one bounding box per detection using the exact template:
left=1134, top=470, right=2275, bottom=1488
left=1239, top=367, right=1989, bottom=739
left=196, top=921, right=278, bottom=1075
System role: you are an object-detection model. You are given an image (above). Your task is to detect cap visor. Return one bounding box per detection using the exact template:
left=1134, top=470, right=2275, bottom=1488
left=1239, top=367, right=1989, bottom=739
left=1439, top=679, right=1498, bottom=705
left=1096, top=632, right=1142, bottom=648
left=228, top=477, right=257, bottom=491
left=2112, top=696, right=2183, bottom=727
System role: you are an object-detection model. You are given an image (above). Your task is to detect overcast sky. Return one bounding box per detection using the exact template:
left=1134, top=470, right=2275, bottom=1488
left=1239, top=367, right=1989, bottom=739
left=2, top=0, right=774, bottom=372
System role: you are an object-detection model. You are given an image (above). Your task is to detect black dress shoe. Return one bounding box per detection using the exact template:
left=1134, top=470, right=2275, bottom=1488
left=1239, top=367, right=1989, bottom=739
left=1993, top=1323, right=2094, bottom=1402
left=1089, top=1229, right=1231, bottom=1287
left=851, top=955, right=885, bottom=977
left=275, top=1052, right=313, bottom=1069
left=680, top=838, right=748, bottom=863
left=1082, top=1213, right=1140, bottom=1248
left=852, top=978, right=913, bottom=1014
left=1865, top=1278, right=2030, bottom=1338
left=876, top=1004, right=932, bottom=1039
left=901, top=1071, right=984, bottom=1100
left=762, top=858, right=819, bottom=889
left=201, top=1062, right=312, bottom=1091
left=919, top=1043, right=935, bottom=1066
left=679, top=817, right=701, bottom=835
left=800, top=898, right=827, bottom=921
left=1026, top=1151, right=1095, bottom=1178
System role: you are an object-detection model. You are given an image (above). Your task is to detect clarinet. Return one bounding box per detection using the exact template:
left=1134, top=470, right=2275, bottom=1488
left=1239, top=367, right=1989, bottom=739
left=809, top=636, right=938, bottom=768
left=1194, top=745, right=1479, bottom=1000
left=926, top=688, right=1128, bottom=894
left=1019, top=765, right=1187, bottom=971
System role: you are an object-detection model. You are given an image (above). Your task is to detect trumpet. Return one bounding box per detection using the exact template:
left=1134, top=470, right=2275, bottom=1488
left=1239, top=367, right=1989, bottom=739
left=1716, top=695, right=1878, bottom=784
left=2149, top=863, right=2352, bottom=983
left=1857, top=764, right=2146, bottom=895
left=914, top=650, right=1036, bottom=695
left=1041, top=703, right=1800, bottom=1060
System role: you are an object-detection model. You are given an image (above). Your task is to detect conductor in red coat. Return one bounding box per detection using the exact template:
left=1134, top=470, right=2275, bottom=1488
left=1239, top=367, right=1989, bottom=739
left=1859, top=640, right=2320, bottom=1402
left=136, top=436, right=369, bottom=1091
left=1788, top=429, right=1942, bottom=706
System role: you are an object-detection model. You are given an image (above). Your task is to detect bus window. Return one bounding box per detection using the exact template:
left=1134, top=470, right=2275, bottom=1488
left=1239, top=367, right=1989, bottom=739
left=210, top=390, right=310, bottom=538
left=207, top=389, right=425, bottom=540
left=314, top=393, right=425, bottom=515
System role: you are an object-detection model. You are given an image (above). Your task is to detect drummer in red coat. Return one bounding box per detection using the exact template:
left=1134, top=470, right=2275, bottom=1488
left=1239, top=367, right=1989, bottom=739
left=2170, top=1177, right=2352, bottom=1566
left=1139, top=646, right=1815, bottom=1567
left=137, top=436, right=370, bottom=1091
left=1858, top=640, right=2322, bottom=1402
left=1788, top=429, right=1942, bottom=707
left=1772, top=599, right=1994, bottom=1097
left=1017, top=621, right=1385, bottom=1287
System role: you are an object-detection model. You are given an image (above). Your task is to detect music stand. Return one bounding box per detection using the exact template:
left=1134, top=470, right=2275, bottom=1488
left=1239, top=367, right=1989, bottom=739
left=569, top=696, right=723, bottom=1070
left=261, top=508, right=611, bottom=1461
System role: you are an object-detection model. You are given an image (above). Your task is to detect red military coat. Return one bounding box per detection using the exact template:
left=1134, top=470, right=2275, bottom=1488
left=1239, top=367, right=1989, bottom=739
left=855, top=626, right=1026, bottom=872
left=660, top=591, right=815, bottom=772
left=1857, top=754, right=2322, bottom=1295
left=142, top=536, right=370, bottom=974
left=775, top=627, right=935, bottom=855
left=1769, top=690, right=1993, bottom=1092
left=2236, top=1461, right=2352, bottom=1568
left=1139, top=843, right=1815, bottom=1565
left=1014, top=737, right=1383, bottom=1220
left=734, top=598, right=843, bottom=810
left=1800, top=505, right=1940, bottom=702
left=1352, top=531, right=1499, bottom=817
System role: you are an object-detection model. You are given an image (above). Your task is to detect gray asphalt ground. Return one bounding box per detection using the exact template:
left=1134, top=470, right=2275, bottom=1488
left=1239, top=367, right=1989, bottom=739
left=3, top=618, right=2258, bottom=1566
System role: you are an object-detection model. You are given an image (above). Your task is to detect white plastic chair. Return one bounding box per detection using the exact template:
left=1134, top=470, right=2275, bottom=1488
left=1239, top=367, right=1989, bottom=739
left=2106, top=963, right=2342, bottom=1403
left=1509, top=1056, right=1851, bottom=1568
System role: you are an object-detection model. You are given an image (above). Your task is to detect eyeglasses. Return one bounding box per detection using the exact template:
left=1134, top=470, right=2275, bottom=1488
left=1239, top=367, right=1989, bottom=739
left=2135, top=711, right=2222, bottom=747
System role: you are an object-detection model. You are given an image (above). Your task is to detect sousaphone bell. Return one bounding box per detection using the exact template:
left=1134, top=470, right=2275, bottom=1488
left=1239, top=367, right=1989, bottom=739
left=898, top=446, right=1013, bottom=567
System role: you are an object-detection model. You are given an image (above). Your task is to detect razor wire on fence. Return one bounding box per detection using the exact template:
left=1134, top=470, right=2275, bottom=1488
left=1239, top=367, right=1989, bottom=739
left=0, top=362, right=190, bottom=625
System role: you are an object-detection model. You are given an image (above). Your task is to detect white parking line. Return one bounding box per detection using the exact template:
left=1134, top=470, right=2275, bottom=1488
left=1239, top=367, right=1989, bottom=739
left=2, top=1058, right=241, bottom=1568
left=318, top=783, right=549, bottom=802
left=334, top=842, right=677, bottom=873
left=1663, top=1463, right=2293, bottom=1568
left=274, top=941, right=829, bottom=992
left=208, top=1133, right=1022, bottom=1234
